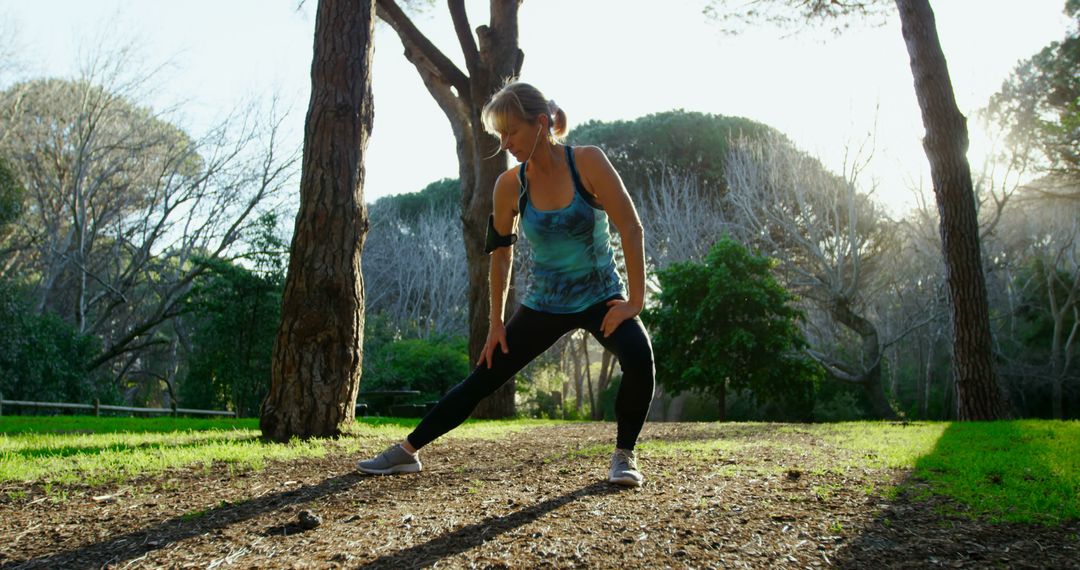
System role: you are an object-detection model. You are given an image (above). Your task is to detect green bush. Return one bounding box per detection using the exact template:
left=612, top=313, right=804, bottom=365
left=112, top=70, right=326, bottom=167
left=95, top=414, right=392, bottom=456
left=0, top=281, right=116, bottom=406
left=361, top=320, right=470, bottom=401
left=643, top=238, right=823, bottom=420
left=511, top=362, right=571, bottom=419
left=598, top=375, right=621, bottom=421
left=180, top=255, right=282, bottom=417
left=0, top=156, right=22, bottom=230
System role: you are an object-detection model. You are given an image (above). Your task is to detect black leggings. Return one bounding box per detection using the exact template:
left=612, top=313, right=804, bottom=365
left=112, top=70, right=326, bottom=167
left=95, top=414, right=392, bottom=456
left=406, top=297, right=655, bottom=451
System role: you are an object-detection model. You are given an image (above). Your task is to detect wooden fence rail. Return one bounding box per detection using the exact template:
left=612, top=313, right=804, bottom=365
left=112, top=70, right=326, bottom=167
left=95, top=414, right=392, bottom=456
left=0, top=399, right=238, bottom=418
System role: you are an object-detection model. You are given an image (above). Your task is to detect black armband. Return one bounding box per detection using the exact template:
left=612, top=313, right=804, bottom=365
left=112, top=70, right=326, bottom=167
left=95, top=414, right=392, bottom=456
left=484, top=214, right=517, bottom=254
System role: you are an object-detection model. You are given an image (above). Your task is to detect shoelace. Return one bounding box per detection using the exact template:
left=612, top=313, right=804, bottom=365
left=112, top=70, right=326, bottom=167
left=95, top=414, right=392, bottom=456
left=613, top=451, right=637, bottom=471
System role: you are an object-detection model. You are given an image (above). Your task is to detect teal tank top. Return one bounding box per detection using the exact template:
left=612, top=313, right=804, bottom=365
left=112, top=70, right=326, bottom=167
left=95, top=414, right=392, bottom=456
left=517, top=146, right=626, bottom=314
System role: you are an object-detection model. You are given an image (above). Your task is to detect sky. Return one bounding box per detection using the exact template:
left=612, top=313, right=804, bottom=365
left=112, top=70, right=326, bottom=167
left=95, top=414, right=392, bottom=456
left=0, top=0, right=1072, bottom=216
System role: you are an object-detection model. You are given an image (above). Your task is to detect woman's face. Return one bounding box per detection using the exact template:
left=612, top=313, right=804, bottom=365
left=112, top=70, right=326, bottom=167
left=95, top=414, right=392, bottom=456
left=498, top=116, right=543, bottom=163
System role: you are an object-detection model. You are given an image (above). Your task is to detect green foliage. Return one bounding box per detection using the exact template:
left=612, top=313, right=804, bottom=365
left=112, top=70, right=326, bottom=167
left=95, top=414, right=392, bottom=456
left=643, top=237, right=822, bottom=418
left=370, top=177, right=459, bottom=222
left=987, top=3, right=1080, bottom=185
left=180, top=254, right=283, bottom=417
left=598, top=375, right=621, bottom=422
left=0, top=155, right=22, bottom=230
left=360, top=315, right=470, bottom=400
left=811, top=385, right=873, bottom=422
left=997, top=257, right=1080, bottom=417
left=513, top=362, right=570, bottom=419
left=1013, top=258, right=1079, bottom=354
left=523, top=389, right=564, bottom=420
left=0, top=281, right=116, bottom=404
left=567, top=109, right=778, bottom=195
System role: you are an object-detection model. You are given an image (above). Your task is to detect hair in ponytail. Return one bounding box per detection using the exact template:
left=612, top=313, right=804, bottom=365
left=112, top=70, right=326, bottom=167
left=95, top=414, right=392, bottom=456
left=481, top=80, right=568, bottom=144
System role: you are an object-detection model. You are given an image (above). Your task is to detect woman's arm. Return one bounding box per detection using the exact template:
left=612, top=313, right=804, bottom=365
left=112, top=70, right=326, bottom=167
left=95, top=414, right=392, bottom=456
left=479, top=169, right=520, bottom=367
left=574, top=146, right=647, bottom=335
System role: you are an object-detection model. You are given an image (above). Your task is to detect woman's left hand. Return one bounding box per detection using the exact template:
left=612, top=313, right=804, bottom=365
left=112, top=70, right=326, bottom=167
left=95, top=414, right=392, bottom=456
left=601, top=299, right=640, bottom=337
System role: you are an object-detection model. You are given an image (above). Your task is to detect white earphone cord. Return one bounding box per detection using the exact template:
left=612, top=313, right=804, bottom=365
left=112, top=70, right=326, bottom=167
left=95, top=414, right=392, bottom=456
left=525, top=125, right=543, bottom=162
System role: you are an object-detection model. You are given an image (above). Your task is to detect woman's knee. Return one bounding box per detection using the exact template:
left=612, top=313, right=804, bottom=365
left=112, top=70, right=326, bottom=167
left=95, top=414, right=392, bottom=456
left=453, top=366, right=512, bottom=400
left=613, top=324, right=655, bottom=375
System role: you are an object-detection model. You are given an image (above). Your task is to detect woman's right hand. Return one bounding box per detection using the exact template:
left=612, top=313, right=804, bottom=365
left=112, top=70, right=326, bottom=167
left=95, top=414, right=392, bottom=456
left=477, top=321, right=509, bottom=369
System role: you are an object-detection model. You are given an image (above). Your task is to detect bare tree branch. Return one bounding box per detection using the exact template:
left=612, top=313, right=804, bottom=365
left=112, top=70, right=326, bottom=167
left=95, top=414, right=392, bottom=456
left=448, top=0, right=480, bottom=76
left=376, top=0, right=470, bottom=99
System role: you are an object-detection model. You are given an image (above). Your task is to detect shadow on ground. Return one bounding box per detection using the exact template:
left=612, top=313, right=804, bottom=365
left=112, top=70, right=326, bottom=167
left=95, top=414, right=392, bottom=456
left=359, top=481, right=623, bottom=569
left=3, top=471, right=365, bottom=569
left=833, top=422, right=1080, bottom=569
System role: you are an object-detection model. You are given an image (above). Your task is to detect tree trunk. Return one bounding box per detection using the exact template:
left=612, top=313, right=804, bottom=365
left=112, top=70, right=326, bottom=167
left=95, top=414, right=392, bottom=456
left=592, top=349, right=614, bottom=420
left=377, top=0, right=523, bottom=418
left=260, top=0, right=375, bottom=442
left=717, top=383, right=726, bottom=422
left=1046, top=262, right=1079, bottom=419
left=895, top=0, right=1010, bottom=420
left=915, top=333, right=927, bottom=418
left=832, top=298, right=897, bottom=419
left=1050, top=285, right=1065, bottom=420
left=582, top=333, right=595, bottom=415
left=572, top=338, right=584, bottom=413
left=666, top=392, right=687, bottom=422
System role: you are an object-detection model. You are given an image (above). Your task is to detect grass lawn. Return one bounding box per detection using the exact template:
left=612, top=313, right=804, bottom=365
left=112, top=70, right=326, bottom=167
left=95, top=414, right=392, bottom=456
left=1, top=416, right=1076, bottom=524
left=0, top=415, right=558, bottom=486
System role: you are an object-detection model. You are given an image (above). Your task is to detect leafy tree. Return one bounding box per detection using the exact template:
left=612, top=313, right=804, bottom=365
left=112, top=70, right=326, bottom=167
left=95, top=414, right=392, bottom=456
left=371, top=177, right=459, bottom=223
left=363, top=335, right=469, bottom=399
left=0, top=72, right=293, bottom=394
left=567, top=110, right=777, bottom=198
left=705, top=0, right=1011, bottom=420
left=181, top=252, right=283, bottom=417
left=0, top=156, right=20, bottom=232
left=643, top=238, right=822, bottom=420
left=0, top=280, right=116, bottom=405
left=987, top=1, right=1080, bottom=196
left=725, top=132, right=899, bottom=419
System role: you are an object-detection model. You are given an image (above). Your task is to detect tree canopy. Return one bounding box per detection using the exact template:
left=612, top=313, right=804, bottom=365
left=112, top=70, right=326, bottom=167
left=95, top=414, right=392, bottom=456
left=567, top=110, right=778, bottom=198
left=987, top=0, right=1080, bottom=194
left=643, top=238, right=821, bottom=420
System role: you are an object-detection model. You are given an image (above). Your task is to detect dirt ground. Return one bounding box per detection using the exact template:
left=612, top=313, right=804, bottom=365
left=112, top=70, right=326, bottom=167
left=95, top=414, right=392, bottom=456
left=1, top=422, right=1077, bottom=569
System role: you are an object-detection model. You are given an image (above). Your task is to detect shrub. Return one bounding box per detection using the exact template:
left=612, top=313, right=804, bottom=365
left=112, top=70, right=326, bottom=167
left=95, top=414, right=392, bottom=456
left=643, top=237, right=823, bottom=420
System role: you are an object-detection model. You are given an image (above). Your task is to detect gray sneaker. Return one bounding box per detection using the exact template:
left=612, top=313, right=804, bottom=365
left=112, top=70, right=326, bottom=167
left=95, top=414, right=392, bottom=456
left=357, top=444, right=422, bottom=475
left=608, top=449, right=643, bottom=487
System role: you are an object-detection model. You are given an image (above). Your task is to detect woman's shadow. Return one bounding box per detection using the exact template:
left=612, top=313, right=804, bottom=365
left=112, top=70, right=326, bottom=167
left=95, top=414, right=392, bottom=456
left=5, top=475, right=625, bottom=569
left=358, top=480, right=625, bottom=569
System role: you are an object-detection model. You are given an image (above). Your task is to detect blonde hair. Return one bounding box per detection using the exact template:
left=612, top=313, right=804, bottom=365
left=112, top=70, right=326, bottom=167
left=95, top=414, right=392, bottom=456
left=481, top=80, right=568, bottom=144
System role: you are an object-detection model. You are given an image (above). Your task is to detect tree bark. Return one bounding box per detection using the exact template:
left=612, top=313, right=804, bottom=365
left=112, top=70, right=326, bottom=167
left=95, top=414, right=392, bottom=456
left=1046, top=266, right=1079, bottom=419
left=590, top=349, right=616, bottom=420
left=377, top=0, right=523, bottom=418
left=717, top=382, right=726, bottom=422
left=831, top=298, right=897, bottom=419
left=582, top=333, right=595, bottom=415
left=895, top=0, right=1010, bottom=420
left=571, top=337, right=583, bottom=413
left=260, top=0, right=375, bottom=442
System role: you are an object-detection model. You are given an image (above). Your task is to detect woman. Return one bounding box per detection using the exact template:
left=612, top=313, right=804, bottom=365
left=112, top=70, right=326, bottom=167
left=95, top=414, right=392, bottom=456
left=357, top=81, right=654, bottom=487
